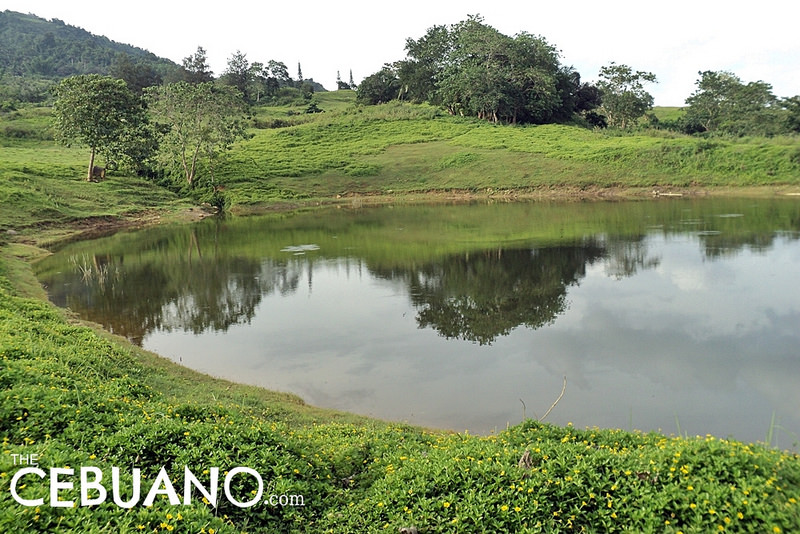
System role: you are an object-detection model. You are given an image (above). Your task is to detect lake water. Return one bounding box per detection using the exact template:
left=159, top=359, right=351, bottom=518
left=34, top=198, right=800, bottom=448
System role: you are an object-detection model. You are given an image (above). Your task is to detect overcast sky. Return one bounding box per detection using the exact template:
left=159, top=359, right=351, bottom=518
left=4, top=0, right=799, bottom=106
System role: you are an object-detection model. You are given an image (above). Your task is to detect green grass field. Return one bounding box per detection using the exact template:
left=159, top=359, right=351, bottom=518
left=2, top=95, right=800, bottom=532
left=218, top=93, right=800, bottom=206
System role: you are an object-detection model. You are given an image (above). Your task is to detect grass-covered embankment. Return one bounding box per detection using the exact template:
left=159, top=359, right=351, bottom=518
left=2, top=249, right=799, bottom=532
left=216, top=92, right=800, bottom=206
left=2, top=93, right=800, bottom=532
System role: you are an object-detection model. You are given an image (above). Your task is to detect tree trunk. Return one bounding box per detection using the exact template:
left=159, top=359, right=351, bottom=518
left=86, top=146, right=96, bottom=181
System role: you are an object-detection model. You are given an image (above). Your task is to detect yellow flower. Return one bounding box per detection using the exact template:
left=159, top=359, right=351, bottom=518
left=501, top=505, right=509, bottom=512
left=442, top=501, right=450, bottom=508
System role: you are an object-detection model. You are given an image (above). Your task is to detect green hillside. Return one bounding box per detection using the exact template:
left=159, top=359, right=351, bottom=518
left=0, top=10, right=178, bottom=79
left=0, top=10, right=179, bottom=103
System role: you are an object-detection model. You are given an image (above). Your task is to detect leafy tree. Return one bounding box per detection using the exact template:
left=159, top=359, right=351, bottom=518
left=356, top=65, right=402, bottom=104
left=684, top=71, right=783, bottom=136
left=180, top=46, right=214, bottom=84
left=268, top=61, right=291, bottom=85
left=364, top=16, right=584, bottom=124
left=220, top=50, right=252, bottom=101
left=783, top=96, right=800, bottom=133
left=435, top=18, right=565, bottom=124
left=395, top=24, right=452, bottom=104
left=556, top=67, right=603, bottom=122
left=596, top=63, right=657, bottom=129
left=145, top=82, right=247, bottom=188
left=52, top=74, right=146, bottom=180
left=248, top=61, right=267, bottom=102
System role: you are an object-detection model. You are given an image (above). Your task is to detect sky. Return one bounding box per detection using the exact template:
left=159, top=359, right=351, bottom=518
left=4, top=0, right=799, bottom=106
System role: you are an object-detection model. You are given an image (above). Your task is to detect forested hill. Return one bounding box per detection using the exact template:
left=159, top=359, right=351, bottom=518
left=0, top=10, right=178, bottom=80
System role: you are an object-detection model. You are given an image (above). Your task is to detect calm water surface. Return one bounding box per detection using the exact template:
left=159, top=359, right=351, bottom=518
left=35, top=199, right=800, bottom=448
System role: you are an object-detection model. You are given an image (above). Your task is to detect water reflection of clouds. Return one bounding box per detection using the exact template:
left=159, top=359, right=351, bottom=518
left=529, top=236, right=800, bottom=444
left=142, top=235, right=800, bottom=447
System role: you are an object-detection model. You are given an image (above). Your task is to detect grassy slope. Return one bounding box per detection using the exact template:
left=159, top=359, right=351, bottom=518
left=2, top=97, right=800, bottom=532
left=217, top=93, right=800, bottom=206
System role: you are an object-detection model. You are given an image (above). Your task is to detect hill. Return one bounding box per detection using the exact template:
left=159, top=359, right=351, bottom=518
left=0, top=10, right=179, bottom=102
left=0, top=10, right=178, bottom=78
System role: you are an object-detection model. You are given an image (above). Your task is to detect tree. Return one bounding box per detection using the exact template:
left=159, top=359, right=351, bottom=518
left=180, top=46, right=214, bottom=84
left=220, top=50, right=252, bottom=101
left=52, top=74, right=146, bottom=181
left=145, top=82, right=247, bottom=188
left=364, top=16, right=581, bottom=124
left=348, top=69, right=356, bottom=90
left=684, top=71, right=783, bottom=136
left=395, top=23, right=452, bottom=104
left=356, top=65, right=402, bottom=104
left=434, top=17, right=565, bottom=124
left=783, top=96, right=800, bottom=133
left=596, top=63, right=657, bottom=129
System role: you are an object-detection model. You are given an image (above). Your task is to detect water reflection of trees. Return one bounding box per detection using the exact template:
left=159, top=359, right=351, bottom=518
left=602, top=236, right=661, bottom=279
left=54, top=251, right=306, bottom=346
left=48, top=216, right=793, bottom=348
left=371, top=241, right=607, bottom=345
left=698, top=231, right=797, bottom=259
left=50, top=233, right=669, bottom=346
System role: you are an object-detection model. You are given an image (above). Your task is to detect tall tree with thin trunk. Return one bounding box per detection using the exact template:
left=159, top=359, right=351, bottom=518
left=52, top=74, right=145, bottom=180
left=145, top=82, right=247, bottom=188
left=596, top=63, right=657, bottom=129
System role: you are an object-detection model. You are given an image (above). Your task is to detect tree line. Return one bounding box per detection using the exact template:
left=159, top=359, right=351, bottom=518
left=49, top=43, right=345, bottom=209
left=356, top=16, right=800, bottom=136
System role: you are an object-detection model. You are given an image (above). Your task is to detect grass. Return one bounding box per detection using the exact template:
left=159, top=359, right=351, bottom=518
left=2, top=96, right=800, bottom=532
left=214, top=94, right=800, bottom=205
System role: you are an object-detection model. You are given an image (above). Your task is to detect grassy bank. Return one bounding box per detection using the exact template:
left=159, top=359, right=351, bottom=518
left=2, top=94, right=800, bottom=532
left=216, top=93, right=800, bottom=206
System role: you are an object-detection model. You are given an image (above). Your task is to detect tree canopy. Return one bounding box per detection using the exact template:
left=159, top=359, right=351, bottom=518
left=51, top=74, right=147, bottom=180
left=358, top=16, right=600, bottom=125
left=145, top=82, right=248, bottom=188
left=683, top=71, right=785, bottom=136
left=596, top=63, right=657, bottom=129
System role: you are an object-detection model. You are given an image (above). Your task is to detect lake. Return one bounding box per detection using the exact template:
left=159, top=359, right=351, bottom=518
left=34, top=198, right=800, bottom=448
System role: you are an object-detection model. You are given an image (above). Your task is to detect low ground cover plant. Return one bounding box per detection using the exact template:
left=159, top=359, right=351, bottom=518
left=1, top=252, right=798, bottom=532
